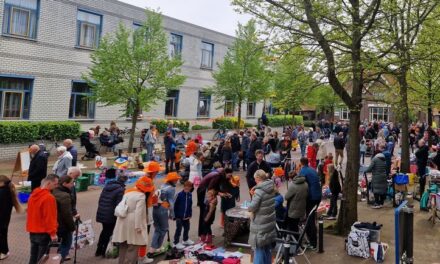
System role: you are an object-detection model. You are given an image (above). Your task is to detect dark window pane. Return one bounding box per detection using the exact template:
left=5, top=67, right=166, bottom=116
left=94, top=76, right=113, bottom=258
left=3, top=92, right=22, bottom=118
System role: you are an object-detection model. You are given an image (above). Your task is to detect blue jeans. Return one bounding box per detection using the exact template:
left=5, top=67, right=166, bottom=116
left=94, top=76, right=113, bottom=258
left=151, top=206, right=169, bottom=249
left=58, top=230, right=72, bottom=259
left=253, top=245, right=272, bottom=264
left=232, top=152, right=239, bottom=171
left=173, top=218, right=190, bottom=244
left=146, top=143, right=154, bottom=161
left=300, top=143, right=306, bottom=157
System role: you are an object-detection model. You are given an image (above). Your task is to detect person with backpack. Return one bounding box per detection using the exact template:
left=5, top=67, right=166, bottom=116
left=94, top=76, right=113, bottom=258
left=284, top=171, right=308, bottom=235
left=95, top=174, right=127, bottom=257
left=149, top=172, right=180, bottom=257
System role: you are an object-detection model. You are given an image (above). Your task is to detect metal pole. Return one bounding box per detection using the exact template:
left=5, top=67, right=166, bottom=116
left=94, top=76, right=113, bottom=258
left=404, top=206, right=414, bottom=263
left=318, top=220, right=324, bottom=253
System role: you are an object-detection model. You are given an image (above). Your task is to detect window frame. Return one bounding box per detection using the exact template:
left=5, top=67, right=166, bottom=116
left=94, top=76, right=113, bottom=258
left=201, top=41, right=214, bottom=69
left=169, top=33, right=183, bottom=57
left=339, top=107, right=349, bottom=120
left=0, top=75, right=33, bottom=120
left=69, top=81, right=95, bottom=120
left=197, top=91, right=211, bottom=118
left=2, top=0, right=40, bottom=40
left=2, top=91, right=23, bottom=119
left=224, top=100, right=235, bottom=117
left=369, top=107, right=389, bottom=122
left=247, top=102, right=256, bottom=118
left=165, top=90, right=179, bottom=117
left=76, top=9, right=102, bottom=50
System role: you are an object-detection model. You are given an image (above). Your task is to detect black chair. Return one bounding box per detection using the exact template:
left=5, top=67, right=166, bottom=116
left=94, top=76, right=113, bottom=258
left=274, top=205, right=317, bottom=264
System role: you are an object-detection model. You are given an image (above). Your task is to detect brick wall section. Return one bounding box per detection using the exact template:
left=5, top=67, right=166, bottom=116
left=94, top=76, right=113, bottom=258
left=0, top=0, right=264, bottom=124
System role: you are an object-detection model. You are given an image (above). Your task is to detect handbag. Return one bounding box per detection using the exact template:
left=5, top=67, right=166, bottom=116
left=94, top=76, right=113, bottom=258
left=105, top=239, right=119, bottom=259
left=394, top=174, right=409, bottom=185
left=114, top=195, right=128, bottom=218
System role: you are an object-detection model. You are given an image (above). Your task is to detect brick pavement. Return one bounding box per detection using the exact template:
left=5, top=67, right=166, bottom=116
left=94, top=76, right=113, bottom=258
left=3, top=140, right=440, bottom=263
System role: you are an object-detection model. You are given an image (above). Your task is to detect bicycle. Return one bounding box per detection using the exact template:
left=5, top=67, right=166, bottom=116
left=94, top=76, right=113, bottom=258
left=427, top=175, right=440, bottom=226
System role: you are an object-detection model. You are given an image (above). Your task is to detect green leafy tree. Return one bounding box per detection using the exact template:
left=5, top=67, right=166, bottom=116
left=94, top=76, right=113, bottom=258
left=307, top=85, right=343, bottom=121
left=83, top=10, right=186, bottom=152
left=272, top=47, right=319, bottom=119
left=208, top=20, right=270, bottom=128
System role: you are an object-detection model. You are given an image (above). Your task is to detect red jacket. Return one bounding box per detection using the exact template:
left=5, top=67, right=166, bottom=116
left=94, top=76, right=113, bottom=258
left=307, top=145, right=317, bottom=169
left=27, top=188, right=58, bottom=237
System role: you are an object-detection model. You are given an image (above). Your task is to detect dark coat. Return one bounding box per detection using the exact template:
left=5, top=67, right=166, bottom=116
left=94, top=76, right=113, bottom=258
left=96, top=180, right=125, bottom=224
left=231, top=135, right=241, bottom=152
left=174, top=191, right=192, bottom=219
left=222, top=146, right=233, bottom=162
left=333, top=136, right=345, bottom=150
left=71, top=184, right=78, bottom=216
left=299, top=165, right=322, bottom=202
left=67, top=146, right=78, bottom=167
left=164, top=136, right=176, bottom=159
left=0, top=185, right=13, bottom=228
left=52, top=186, right=75, bottom=232
left=28, top=150, right=48, bottom=187
left=329, top=171, right=341, bottom=195
left=365, top=153, right=388, bottom=194
left=247, top=139, right=262, bottom=160
left=246, top=160, right=271, bottom=189
left=415, top=145, right=429, bottom=168
left=285, top=176, right=308, bottom=219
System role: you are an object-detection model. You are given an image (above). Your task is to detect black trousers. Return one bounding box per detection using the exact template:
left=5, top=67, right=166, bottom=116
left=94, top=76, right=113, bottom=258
left=96, top=222, right=116, bottom=255
left=0, top=227, right=8, bottom=254
left=374, top=193, right=387, bottom=206
left=197, top=188, right=206, bottom=237
left=328, top=193, right=339, bottom=217
left=418, top=165, right=427, bottom=195
left=29, top=233, right=50, bottom=264
left=174, top=218, right=190, bottom=244
left=306, top=200, right=320, bottom=247
left=284, top=217, right=300, bottom=240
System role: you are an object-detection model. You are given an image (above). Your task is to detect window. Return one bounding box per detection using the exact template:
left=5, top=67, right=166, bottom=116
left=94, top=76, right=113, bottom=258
left=165, top=90, right=179, bottom=117
left=247, top=102, right=256, bottom=117
left=2, top=0, right=39, bottom=39
left=169, top=33, right=182, bottom=57
left=369, top=107, right=389, bottom=122
left=201, top=42, right=214, bottom=69
left=197, top=92, right=211, bottom=117
left=69, top=82, right=95, bottom=119
left=224, top=100, right=235, bottom=117
left=76, top=10, right=102, bottom=49
left=133, top=23, right=142, bottom=31
left=340, top=107, right=349, bottom=120
left=0, top=77, right=32, bottom=119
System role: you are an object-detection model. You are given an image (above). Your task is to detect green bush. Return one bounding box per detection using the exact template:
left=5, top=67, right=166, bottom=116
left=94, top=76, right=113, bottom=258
left=191, top=125, right=211, bottom=130
left=266, top=115, right=304, bottom=127
left=0, top=121, right=81, bottom=144
left=244, top=123, right=253, bottom=128
left=151, top=119, right=190, bottom=133
left=212, top=117, right=245, bottom=129
left=303, top=120, right=315, bottom=128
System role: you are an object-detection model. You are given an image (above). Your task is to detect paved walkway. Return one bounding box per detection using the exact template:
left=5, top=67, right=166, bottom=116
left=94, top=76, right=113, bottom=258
left=3, top=140, right=440, bottom=263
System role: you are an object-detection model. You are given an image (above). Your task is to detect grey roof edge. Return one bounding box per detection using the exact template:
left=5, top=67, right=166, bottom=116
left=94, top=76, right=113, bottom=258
left=107, top=0, right=236, bottom=40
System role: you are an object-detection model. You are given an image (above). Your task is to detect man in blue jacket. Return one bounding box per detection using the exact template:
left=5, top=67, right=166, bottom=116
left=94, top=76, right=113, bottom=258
left=299, top=157, right=322, bottom=251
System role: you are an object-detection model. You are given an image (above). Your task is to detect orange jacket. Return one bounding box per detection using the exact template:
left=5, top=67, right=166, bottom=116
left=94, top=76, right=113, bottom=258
left=186, top=141, right=198, bottom=157
left=26, top=188, right=58, bottom=237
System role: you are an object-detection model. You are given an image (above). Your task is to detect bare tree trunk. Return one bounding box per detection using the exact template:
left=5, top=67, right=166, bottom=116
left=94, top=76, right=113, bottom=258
left=237, top=100, right=242, bottom=129
left=128, top=104, right=139, bottom=153
left=399, top=70, right=411, bottom=173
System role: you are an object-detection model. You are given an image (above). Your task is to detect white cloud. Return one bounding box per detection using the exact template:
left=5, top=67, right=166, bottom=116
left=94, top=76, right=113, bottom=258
left=118, top=0, right=252, bottom=36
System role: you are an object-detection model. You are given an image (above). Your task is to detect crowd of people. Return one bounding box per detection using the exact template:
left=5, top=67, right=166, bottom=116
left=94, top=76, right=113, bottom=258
left=3, top=118, right=440, bottom=263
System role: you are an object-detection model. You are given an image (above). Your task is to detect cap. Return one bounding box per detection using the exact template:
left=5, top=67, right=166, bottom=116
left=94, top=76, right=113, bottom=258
left=164, top=172, right=181, bottom=183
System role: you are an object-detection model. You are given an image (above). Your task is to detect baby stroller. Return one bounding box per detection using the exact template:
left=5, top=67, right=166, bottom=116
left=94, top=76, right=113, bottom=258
left=80, top=131, right=99, bottom=160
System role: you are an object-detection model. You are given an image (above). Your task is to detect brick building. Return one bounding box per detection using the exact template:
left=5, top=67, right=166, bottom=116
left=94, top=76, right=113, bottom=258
left=0, top=0, right=263, bottom=128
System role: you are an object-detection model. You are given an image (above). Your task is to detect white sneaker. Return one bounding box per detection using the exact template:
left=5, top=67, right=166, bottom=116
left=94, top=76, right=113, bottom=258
left=174, top=243, right=185, bottom=250
left=183, top=239, right=194, bottom=246
left=140, top=256, right=154, bottom=264
left=0, top=253, right=10, bottom=260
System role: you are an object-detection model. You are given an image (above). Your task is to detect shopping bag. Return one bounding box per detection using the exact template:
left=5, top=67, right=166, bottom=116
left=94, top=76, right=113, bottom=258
left=394, top=174, right=409, bottom=185
left=71, top=219, right=95, bottom=250
left=370, top=242, right=388, bottom=263
left=105, top=239, right=119, bottom=259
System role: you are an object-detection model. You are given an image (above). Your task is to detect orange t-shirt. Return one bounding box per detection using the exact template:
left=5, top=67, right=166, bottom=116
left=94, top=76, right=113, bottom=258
left=186, top=141, right=198, bottom=157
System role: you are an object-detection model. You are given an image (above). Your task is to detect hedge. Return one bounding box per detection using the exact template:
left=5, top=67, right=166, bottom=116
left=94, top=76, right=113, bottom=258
left=151, top=119, right=190, bottom=133
left=191, top=125, right=211, bottom=130
left=266, top=115, right=304, bottom=127
left=244, top=123, right=253, bottom=128
left=0, top=121, right=81, bottom=144
left=303, top=120, right=315, bottom=128
left=212, top=117, right=245, bottom=129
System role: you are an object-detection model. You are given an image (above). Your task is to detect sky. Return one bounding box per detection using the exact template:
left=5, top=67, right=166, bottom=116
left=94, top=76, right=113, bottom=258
left=118, top=0, right=253, bottom=36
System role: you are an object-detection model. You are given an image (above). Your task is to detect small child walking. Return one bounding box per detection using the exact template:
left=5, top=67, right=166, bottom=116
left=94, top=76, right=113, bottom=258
left=200, top=190, right=217, bottom=245
left=173, top=181, right=194, bottom=249
left=326, top=164, right=342, bottom=220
